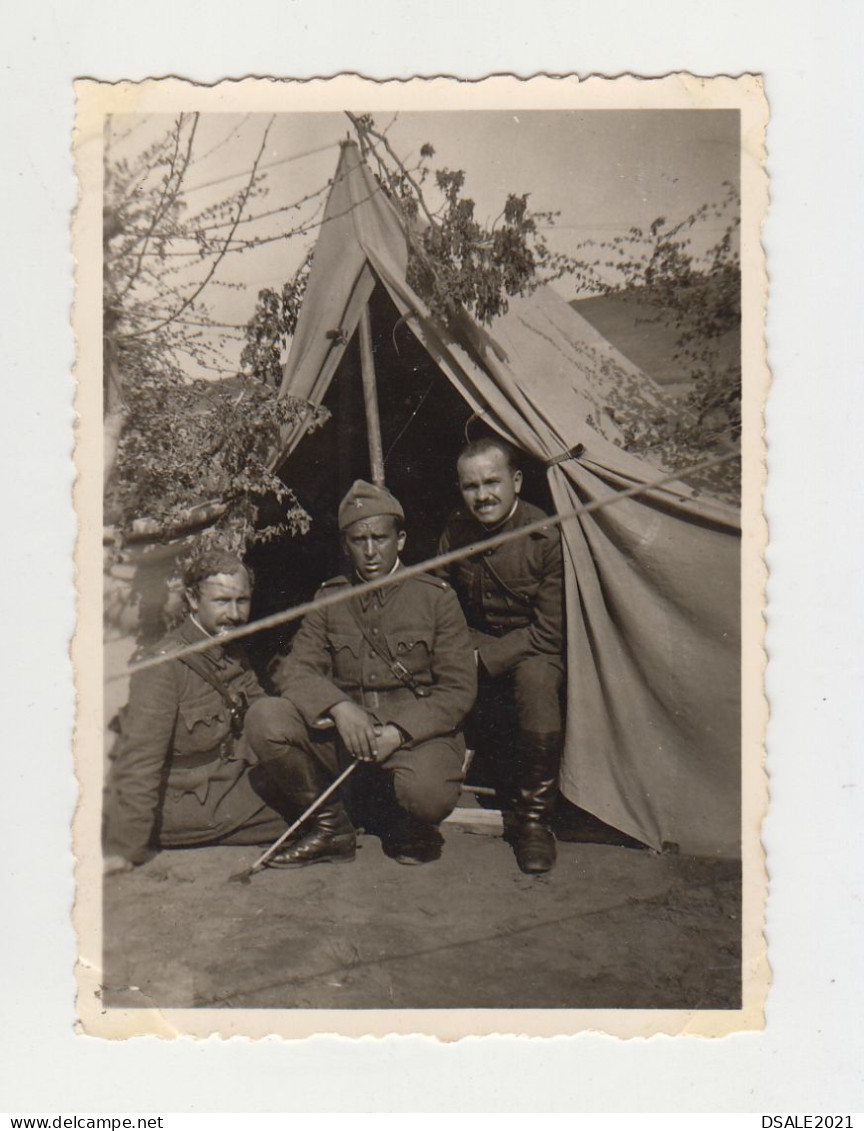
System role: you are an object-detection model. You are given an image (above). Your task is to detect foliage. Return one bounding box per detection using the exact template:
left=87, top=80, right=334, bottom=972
left=570, top=188, right=742, bottom=500
left=104, top=374, right=329, bottom=554
left=347, top=113, right=579, bottom=327
left=239, top=251, right=313, bottom=386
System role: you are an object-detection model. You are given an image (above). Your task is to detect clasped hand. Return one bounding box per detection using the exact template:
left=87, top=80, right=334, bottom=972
left=330, top=700, right=402, bottom=763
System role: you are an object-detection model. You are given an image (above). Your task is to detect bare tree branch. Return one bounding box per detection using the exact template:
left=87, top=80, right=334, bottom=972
left=115, top=114, right=199, bottom=303
left=182, top=139, right=339, bottom=195
left=345, top=111, right=438, bottom=229
left=117, top=116, right=275, bottom=342
left=189, top=177, right=334, bottom=235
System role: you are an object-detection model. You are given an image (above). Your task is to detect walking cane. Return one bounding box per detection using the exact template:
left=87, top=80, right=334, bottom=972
left=228, top=761, right=358, bottom=884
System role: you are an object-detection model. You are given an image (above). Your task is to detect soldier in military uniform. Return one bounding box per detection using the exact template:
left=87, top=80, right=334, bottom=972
left=437, top=436, right=565, bottom=874
left=244, top=480, right=477, bottom=866
left=103, top=551, right=293, bottom=875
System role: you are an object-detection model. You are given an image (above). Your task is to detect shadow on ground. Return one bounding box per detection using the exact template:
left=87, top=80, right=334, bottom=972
left=103, top=823, right=741, bottom=1012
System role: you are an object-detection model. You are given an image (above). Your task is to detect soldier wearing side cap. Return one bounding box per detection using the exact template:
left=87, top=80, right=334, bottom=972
left=438, top=436, right=565, bottom=875
left=245, top=480, right=477, bottom=866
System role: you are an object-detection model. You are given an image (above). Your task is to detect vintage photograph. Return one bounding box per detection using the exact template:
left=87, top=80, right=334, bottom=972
left=75, top=76, right=767, bottom=1038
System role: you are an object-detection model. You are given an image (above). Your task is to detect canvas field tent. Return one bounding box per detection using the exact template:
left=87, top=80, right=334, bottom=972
left=270, top=141, right=741, bottom=858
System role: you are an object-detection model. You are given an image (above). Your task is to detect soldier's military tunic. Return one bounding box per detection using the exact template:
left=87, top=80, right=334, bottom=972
left=104, top=617, right=289, bottom=864
left=437, top=498, right=565, bottom=734
left=245, top=569, right=477, bottom=824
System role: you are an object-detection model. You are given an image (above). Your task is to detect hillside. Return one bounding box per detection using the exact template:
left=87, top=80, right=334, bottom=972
left=571, top=290, right=738, bottom=398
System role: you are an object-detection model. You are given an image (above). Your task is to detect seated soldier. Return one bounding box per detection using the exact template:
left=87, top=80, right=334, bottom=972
left=438, top=437, right=565, bottom=875
left=245, top=480, right=477, bottom=866
left=103, top=551, right=295, bottom=875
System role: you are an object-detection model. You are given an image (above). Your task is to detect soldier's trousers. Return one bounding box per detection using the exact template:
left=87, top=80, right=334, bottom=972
left=478, top=653, right=565, bottom=735
left=245, top=697, right=465, bottom=825
left=466, top=653, right=564, bottom=794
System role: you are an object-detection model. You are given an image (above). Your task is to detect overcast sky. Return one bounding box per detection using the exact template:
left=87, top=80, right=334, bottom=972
left=109, top=109, right=739, bottom=376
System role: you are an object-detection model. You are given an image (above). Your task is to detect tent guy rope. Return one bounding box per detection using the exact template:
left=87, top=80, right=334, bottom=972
left=109, top=448, right=740, bottom=684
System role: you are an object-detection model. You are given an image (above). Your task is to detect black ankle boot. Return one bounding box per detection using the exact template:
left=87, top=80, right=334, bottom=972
left=513, top=731, right=562, bottom=874
left=383, top=813, right=443, bottom=865
left=260, top=751, right=356, bottom=868
left=267, top=802, right=356, bottom=868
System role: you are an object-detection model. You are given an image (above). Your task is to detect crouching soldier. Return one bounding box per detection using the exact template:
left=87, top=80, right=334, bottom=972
left=103, top=551, right=296, bottom=875
left=438, top=437, right=565, bottom=875
left=245, top=480, right=477, bottom=866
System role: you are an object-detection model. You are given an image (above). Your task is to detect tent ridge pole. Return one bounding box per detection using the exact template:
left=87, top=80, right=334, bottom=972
left=359, top=303, right=386, bottom=487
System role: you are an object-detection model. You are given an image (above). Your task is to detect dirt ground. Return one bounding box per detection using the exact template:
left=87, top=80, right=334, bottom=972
left=103, top=817, right=741, bottom=1012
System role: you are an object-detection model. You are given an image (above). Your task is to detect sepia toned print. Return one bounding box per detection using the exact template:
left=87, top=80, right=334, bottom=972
left=74, top=74, right=768, bottom=1039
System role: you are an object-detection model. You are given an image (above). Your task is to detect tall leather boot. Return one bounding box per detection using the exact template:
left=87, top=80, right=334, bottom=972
left=512, top=731, right=562, bottom=874
left=260, top=750, right=356, bottom=868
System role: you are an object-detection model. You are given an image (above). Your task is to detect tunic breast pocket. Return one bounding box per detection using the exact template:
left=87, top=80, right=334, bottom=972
left=327, top=633, right=362, bottom=680
left=386, top=632, right=433, bottom=675
left=178, top=701, right=227, bottom=754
